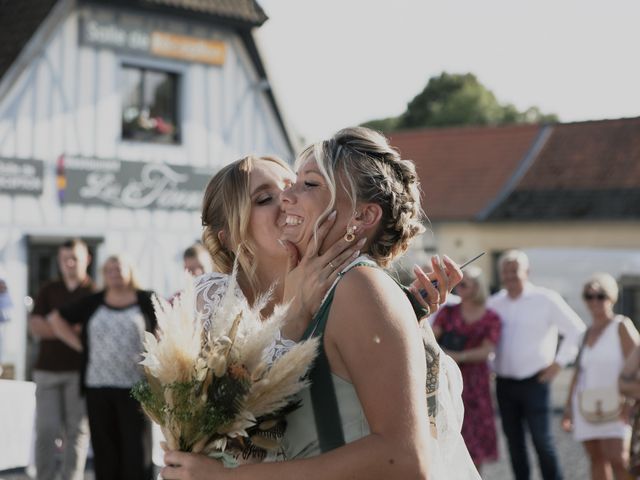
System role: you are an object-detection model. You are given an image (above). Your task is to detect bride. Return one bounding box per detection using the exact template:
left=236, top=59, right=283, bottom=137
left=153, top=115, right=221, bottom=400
left=163, top=134, right=473, bottom=478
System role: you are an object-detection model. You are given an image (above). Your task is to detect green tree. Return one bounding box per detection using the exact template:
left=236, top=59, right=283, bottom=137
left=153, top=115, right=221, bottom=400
left=361, top=116, right=400, bottom=132
left=362, top=72, right=557, bottom=131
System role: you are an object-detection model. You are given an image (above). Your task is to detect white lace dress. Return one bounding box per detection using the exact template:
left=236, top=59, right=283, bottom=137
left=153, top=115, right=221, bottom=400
left=193, top=272, right=297, bottom=369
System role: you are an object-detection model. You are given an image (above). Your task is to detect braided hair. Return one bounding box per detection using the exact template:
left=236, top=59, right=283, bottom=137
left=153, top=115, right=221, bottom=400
left=296, top=127, right=425, bottom=267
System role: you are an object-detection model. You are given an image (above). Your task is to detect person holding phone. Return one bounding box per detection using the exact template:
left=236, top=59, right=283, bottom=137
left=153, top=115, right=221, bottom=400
left=432, top=266, right=501, bottom=473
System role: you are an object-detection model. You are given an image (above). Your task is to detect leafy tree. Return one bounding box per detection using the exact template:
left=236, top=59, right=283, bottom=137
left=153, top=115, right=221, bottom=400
left=361, top=116, right=400, bottom=132
left=363, top=72, right=557, bottom=131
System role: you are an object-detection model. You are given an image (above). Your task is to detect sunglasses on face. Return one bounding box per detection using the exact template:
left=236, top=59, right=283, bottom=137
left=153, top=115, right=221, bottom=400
left=583, top=292, right=607, bottom=301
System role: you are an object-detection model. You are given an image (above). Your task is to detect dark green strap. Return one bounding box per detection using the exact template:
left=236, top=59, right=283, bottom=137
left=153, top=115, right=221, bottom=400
left=303, top=285, right=346, bottom=453
left=301, top=261, right=425, bottom=453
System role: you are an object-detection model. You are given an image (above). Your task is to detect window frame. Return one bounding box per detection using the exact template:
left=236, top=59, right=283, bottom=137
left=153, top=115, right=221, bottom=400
left=119, top=61, right=183, bottom=145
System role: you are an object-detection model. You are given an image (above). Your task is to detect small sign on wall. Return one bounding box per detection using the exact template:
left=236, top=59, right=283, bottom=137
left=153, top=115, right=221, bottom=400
left=0, top=158, right=44, bottom=195
left=58, top=155, right=212, bottom=211
left=79, top=4, right=226, bottom=66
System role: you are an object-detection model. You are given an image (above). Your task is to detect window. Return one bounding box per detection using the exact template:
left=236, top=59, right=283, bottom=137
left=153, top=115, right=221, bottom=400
left=121, top=65, right=180, bottom=144
left=618, top=276, right=640, bottom=328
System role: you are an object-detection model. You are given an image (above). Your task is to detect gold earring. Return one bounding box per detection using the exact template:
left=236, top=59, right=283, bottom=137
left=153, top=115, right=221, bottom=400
left=344, top=225, right=356, bottom=242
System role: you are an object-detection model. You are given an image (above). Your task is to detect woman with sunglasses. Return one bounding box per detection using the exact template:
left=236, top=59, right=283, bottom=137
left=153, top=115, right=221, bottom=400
left=432, top=266, right=501, bottom=473
left=562, top=273, right=639, bottom=480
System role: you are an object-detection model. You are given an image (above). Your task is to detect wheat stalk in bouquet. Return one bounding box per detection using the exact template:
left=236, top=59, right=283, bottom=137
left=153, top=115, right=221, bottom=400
left=131, top=271, right=318, bottom=465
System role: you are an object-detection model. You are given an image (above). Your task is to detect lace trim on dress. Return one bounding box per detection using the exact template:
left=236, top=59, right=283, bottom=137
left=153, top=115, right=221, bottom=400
left=193, top=272, right=297, bottom=366
left=264, top=330, right=297, bottom=364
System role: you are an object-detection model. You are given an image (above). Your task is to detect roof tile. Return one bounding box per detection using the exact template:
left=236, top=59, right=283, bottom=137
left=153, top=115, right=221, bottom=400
left=389, top=124, right=541, bottom=221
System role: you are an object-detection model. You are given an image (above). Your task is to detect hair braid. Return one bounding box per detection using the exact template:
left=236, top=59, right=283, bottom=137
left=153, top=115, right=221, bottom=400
left=299, top=127, right=425, bottom=268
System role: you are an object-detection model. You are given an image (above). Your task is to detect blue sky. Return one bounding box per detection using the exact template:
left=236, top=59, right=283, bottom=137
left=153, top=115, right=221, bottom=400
left=256, top=0, right=640, bottom=142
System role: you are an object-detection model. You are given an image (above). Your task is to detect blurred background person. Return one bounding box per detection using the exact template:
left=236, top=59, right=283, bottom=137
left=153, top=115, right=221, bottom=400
left=432, top=266, right=501, bottom=473
left=28, top=239, right=94, bottom=480
left=488, top=249, right=585, bottom=480
left=620, top=339, right=640, bottom=477
left=182, top=243, right=214, bottom=277
left=0, top=276, right=12, bottom=368
left=562, top=273, right=639, bottom=480
left=49, top=255, right=157, bottom=480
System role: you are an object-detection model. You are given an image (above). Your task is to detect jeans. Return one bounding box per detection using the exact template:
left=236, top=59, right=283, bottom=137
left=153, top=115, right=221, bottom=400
left=496, top=375, right=562, bottom=480
left=34, top=370, right=90, bottom=480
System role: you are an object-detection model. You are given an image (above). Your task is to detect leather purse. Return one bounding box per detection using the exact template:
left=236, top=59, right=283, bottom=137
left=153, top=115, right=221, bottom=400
left=578, top=387, right=623, bottom=423
left=436, top=306, right=467, bottom=351
left=438, top=330, right=468, bottom=351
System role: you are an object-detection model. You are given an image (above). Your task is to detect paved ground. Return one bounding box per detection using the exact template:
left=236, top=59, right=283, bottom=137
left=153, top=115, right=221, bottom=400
left=482, top=368, right=589, bottom=480
left=0, top=370, right=590, bottom=480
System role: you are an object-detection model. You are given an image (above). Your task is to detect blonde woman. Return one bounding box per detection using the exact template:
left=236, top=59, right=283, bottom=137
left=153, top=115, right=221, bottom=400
left=162, top=128, right=472, bottom=479
left=562, top=273, right=639, bottom=480
left=432, top=266, right=501, bottom=472
left=50, top=255, right=157, bottom=480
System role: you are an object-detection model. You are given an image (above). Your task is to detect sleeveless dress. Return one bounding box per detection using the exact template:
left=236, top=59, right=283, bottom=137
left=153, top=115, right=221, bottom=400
left=572, top=316, right=631, bottom=442
left=192, top=263, right=478, bottom=476
left=283, top=256, right=480, bottom=479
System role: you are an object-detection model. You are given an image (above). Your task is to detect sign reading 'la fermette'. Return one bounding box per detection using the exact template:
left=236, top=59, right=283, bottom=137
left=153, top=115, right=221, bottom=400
left=78, top=4, right=226, bottom=66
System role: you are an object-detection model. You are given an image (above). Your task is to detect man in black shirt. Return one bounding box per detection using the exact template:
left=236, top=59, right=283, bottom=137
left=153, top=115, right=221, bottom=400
left=29, top=239, right=94, bottom=480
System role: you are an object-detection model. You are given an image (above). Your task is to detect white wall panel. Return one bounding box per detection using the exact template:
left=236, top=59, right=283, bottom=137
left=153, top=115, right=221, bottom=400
left=184, top=64, right=208, bottom=167
left=76, top=47, right=96, bottom=157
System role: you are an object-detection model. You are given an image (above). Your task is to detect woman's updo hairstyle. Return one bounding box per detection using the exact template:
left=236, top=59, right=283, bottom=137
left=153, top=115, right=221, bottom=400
left=201, top=155, right=291, bottom=294
left=296, top=127, right=425, bottom=267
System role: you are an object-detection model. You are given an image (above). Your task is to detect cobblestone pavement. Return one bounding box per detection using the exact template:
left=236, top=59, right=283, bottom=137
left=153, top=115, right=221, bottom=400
left=0, top=370, right=591, bottom=480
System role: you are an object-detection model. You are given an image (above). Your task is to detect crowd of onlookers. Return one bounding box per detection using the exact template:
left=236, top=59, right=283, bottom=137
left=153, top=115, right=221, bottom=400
left=433, top=249, right=640, bottom=480
left=1, top=242, right=640, bottom=480
left=1, top=239, right=213, bottom=480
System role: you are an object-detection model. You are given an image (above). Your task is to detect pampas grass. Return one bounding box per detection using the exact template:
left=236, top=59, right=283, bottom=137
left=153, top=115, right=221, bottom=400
left=132, top=269, right=318, bottom=459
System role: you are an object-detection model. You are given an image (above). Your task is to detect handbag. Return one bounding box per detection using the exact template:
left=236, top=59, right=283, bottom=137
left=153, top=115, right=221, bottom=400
left=437, top=306, right=467, bottom=352
left=439, top=330, right=468, bottom=351
left=578, top=387, right=623, bottom=423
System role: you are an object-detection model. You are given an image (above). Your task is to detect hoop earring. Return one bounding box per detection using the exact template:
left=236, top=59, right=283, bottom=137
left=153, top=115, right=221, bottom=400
left=344, top=225, right=356, bottom=242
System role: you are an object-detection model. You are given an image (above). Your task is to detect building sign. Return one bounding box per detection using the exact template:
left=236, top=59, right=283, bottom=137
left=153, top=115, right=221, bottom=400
left=79, top=5, right=226, bottom=66
left=59, top=156, right=211, bottom=211
left=0, top=158, right=44, bottom=195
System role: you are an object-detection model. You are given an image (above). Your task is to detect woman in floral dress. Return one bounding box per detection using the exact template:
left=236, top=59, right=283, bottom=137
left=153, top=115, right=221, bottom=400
left=433, top=266, right=501, bottom=473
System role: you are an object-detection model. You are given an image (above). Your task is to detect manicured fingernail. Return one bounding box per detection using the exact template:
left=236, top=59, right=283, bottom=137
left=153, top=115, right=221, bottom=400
left=328, top=210, right=337, bottom=220
left=413, top=264, right=421, bottom=272
left=352, top=250, right=360, bottom=258
left=357, top=238, right=366, bottom=246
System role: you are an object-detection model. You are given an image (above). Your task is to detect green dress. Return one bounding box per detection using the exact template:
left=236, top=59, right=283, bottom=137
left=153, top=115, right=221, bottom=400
left=282, top=257, right=439, bottom=459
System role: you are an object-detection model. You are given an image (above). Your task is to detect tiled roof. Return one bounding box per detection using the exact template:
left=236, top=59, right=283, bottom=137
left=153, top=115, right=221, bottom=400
left=0, top=0, right=268, bottom=81
left=0, top=0, right=58, bottom=81
left=124, top=0, right=268, bottom=26
left=487, top=117, right=640, bottom=220
left=389, top=124, right=542, bottom=221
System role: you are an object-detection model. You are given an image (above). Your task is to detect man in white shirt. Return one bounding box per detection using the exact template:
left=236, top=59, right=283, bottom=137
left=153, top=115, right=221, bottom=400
left=487, top=250, right=585, bottom=480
